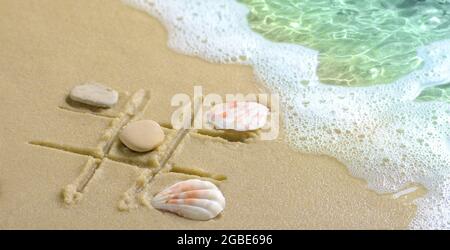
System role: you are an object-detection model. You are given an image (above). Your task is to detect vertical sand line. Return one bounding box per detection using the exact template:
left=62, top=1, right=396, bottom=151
left=117, top=94, right=206, bottom=210
left=61, top=89, right=151, bottom=205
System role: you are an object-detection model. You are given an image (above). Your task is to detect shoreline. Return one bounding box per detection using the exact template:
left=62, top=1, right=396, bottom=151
left=0, top=0, right=416, bottom=229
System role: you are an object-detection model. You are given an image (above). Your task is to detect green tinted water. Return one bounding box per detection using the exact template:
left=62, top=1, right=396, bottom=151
left=416, top=83, right=450, bottom=103
left=240, top=0, right=450, bottom=91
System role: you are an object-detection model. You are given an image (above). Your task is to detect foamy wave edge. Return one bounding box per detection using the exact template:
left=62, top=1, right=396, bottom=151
left=124, top=0, right=450, bottom=229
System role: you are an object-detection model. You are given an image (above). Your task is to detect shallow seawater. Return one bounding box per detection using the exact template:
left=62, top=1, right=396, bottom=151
left=124, top=0, right=450, bottom=229
left=417, top=83, right=450, bottom=103
left=240, top=0, right=450, bottom=89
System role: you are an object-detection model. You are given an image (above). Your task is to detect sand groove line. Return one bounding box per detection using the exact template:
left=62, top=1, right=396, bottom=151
left=132, top=127, right=192, bottom=194
left=28, top=141, right=153, bottom=169
left=29, top=91, right=226, bottom=206
left=28, top=90, right=151, bottom=199
left=27, top=141, right=103, bottom=159
left=57, top=106, right=119, bottom=118
left=131, top=98, right=208, bottom=194
left=168, top=165, right=227, bottom=181
left=71, top=89, right=151, bottom=193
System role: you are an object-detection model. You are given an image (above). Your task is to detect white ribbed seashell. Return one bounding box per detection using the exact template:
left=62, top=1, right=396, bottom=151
left=207, top=101, right=269, bottom=131
left=151, top=179, right=225, bottom=221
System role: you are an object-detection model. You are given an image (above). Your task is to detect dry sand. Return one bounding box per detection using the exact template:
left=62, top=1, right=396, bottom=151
left=0, top=0, right=417, bottom=229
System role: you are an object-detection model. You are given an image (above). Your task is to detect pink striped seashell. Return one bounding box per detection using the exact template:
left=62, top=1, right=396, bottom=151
left=207, top=101, right=269, bottom=131
left=151, top=179, right=225, bottom=221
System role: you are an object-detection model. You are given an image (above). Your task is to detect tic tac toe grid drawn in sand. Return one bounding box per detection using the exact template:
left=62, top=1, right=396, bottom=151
left=27, top=88, right=257, bottom=211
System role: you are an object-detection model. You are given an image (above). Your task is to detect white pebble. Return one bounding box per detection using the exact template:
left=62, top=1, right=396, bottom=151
left=69, top=83, right=118, bottom=108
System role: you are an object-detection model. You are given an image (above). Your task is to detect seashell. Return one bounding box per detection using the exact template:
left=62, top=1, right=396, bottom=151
left=207, top=101, right=269, bottom=131
left=151, top=179, right=225, bottom=221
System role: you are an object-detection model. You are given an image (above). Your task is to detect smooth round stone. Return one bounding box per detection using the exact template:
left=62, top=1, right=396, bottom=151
left=119, top=120, right=165, bottom=152
left=69, top=83, right=118, bottom=108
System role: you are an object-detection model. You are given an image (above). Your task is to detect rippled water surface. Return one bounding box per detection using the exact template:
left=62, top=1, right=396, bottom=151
left=240, top=0, right=450, bottom=91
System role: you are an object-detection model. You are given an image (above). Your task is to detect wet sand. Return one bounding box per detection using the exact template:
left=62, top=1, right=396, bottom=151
left=0, top=0, right=416, bottom=229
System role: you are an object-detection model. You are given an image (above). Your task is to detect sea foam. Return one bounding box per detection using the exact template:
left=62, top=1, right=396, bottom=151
left=124, top=0, right=450, bottom=229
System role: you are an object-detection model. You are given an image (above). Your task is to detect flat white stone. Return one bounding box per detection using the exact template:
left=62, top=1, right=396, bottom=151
left=69, top=83, right=118, bottom=108
left=119, top=120, right=165, bottom=152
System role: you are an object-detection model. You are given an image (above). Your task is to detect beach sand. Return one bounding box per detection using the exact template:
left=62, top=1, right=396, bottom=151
left=0, top=0, right=417, bottom=229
